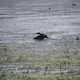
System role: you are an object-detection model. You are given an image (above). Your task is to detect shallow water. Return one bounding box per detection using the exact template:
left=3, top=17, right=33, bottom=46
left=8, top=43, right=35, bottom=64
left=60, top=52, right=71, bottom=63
left=0, top=0, right=80, bottom=53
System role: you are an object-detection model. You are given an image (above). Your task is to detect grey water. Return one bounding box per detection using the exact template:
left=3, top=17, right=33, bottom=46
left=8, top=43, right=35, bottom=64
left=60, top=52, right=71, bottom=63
left=0, top=0, right=80, bottom=53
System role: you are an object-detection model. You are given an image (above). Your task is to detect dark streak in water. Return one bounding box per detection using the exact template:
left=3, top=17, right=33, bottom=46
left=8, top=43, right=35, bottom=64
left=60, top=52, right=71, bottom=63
left=72, top=22, right=80, bottom=26
left=0, top=17, right=16, bottom=19
left=0, top=13, right=9, bottom=15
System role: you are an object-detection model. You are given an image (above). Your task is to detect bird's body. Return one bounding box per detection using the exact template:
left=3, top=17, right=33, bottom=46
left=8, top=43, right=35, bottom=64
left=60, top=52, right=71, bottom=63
left=72, top=3, right=77, bottom=6
left=33, top=32, right=48, bottom=40
left=76, top=36, right=80, bottom=40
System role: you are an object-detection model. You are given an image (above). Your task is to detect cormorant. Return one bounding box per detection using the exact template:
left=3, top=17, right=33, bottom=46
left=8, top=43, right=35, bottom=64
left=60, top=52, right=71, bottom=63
left=33, top=32, right=48, bottom=40
left=72, top=3, right=77, bottom=7
left=76, top=36, right=80, bottom=40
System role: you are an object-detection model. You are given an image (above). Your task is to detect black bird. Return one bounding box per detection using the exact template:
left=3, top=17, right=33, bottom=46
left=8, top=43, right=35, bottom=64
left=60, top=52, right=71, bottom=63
left=33, top=32, right=48, bottom=40
left=76, top=36, right=80, bottom=40
left=72, top=3, right=77, bottom=7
